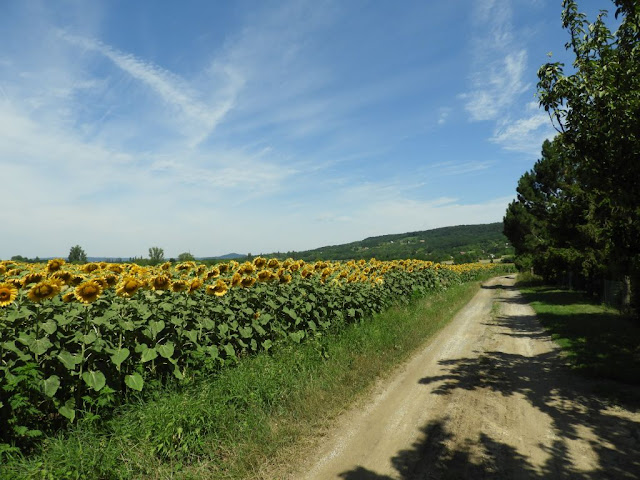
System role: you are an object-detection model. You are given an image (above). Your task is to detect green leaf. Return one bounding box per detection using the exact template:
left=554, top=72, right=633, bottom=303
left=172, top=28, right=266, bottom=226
left=262, top=339, right=273, bottom=351
left=43, top=375, right=60, bottom=397
left=57, top=351, right=82, bottom=370
left=125, top=373, right=144, bottom=391
left=156, top=343, right=174, bottom=359
left=82, top=331, right=97, bottom=345
left=172, top=366, right=184, bottom=380
left=239, top=326, right=253, bottom=338
left=110, top=348, right=130, bottom=368
left=82, top=370, right=106, bottom=391
left=148, top=320, right=165, bottom=339
left=223, top=343, right=236, bottom=358
left=141, top=347, right=158, bottom=363
left=28, top=337, right=52, bottom=356
left=58, top=401, right=75, bottom=422
left=41, top=320, right=57, bottom=335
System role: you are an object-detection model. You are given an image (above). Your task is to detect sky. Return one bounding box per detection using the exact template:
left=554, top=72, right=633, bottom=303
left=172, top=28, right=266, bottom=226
left=0, top=0, right=614, bottom=259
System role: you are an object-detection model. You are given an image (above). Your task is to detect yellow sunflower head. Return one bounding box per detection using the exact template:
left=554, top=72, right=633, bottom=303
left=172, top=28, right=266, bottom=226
left=116, top=277, right=142, bottom=297
left=278, top=273, right=292, bottom=284
left=188, top=278, right=203, bottom=294
left=149, top=274, right=171, bottom=291
left=240, top=276, right=256, bottom=288
left=253, top=257, right=267, bottom=268
left=61, top=291, right=76, bottom=303
left=160, top=261, right=172, bottom=271
left=257, top=270, right=273, bottom=282
left=206, top=267, right=220, bottom=280
left=0, top=283, right=18, bottom=307
left=171, top=279, right=188, bottom=293
left=230, top=272, right=242, bottom=287
left=27, top=281, right=60, bottom=302
left=108, top=264, right=124, bottom=274
left=217, top=263, right=229, bottom=274
left=104, top=274, right=118, bottom=287
left=300, top=268, right=314, bottom=279
left=74, top=280, right=103, bottom=304
left=82, top=263, right=100, bottom=274
left=205, top=279, right=229, bottom=296
left=238, top=262, right=255, bottom=275
left=21, top=272, right=44, bottom=287
left=267, top=258, right=280, bottom=269
left=50, top=270, right=72, bottom=284
left=46, top=258, right=65, bottom=273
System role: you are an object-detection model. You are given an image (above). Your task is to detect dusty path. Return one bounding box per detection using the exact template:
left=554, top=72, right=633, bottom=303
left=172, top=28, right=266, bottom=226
left=296, top=275, right=640, bottom=479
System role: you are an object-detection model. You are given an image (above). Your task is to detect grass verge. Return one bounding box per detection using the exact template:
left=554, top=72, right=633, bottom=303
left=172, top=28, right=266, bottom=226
left=516, top=273, right=640, bottom=386
left=1, top=278, right=492, bottom=480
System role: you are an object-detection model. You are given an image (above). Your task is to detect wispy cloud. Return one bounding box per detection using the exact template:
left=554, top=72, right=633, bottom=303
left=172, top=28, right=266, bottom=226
left=59, top=31, right=243, bottom=147
left=491, top=102, right=555, bottom=155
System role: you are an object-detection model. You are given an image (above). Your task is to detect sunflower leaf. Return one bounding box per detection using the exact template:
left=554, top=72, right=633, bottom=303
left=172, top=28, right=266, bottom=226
left=110, top=348, right=130, bottom=369
left=125, top=373, right=144, bottom=391
left=43, top=375, right=60, bottom=397
left=141, top=347, right=158, bottom=363
left=156, top=343, right=174, bottom=359
left=82, top=370, right=106, bottom=391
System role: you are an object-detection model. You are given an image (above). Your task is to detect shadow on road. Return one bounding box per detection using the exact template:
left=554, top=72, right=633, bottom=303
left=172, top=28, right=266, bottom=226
left=338, top=288, right=640, bottom=480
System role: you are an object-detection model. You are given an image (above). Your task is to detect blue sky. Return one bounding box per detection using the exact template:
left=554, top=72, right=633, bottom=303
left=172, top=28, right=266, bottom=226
left=0, top=0, right=611, bottom=259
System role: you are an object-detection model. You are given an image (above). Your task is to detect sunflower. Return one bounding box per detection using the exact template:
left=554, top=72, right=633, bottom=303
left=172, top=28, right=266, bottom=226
left=188, top=278, right=203, bottom=294
left=171, top=279, right=188, bottom=293
left=82, top=263, right=99, bottom=274
left=69, top=274, right=85, bottom=286
left=46, top=258, right=65, bottom=273
left=238, top=262, right=255, bottom=275
left=206, top=267, right=220, bottom=280
left=278, top=273, right=292, bottom=284
left=27, top=281, right=60, bottom=302
left=240, top=276, right=256, bottom=288
left=257, top=270, right=273, bottom=282
left=0, top=283, right=18, bottom=307
left=21, top=272, right=44, bottom=287
left=175, top=262, right=193, bottom=272
left=149, top=274, right=171, bottom=291
left=104, top=274, right=118, bottom=287
left=62, top=291, right=76, bottom=303
left=160, top=262, right=172, bottom=271
left=0, top=265, right=6, bottom=275
left=108, top=264, right=124, bottom=274
left=300, top=268, right=314, bottom=279
left=196, top=265, right=207, bottom=276
left=230, top=272, right=242, bottom=287
left=116, top=277, right=142, bottom=297
left=206, top=279, right=229, bottom=296
left=74, top=280, right=103, bottom=304
left=50, top=270, right=72, bottom=284
left=267, top=258, right=280, bottom=269
left=253, top=257, right=267, bottom=268
left=218, top=263, right=229, bottom=274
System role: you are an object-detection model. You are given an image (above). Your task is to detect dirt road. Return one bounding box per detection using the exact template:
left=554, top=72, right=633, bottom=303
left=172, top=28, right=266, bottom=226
left=298, top=276, right=640, bottom=479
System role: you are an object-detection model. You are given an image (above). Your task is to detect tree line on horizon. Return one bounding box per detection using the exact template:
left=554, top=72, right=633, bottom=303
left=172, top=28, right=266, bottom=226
left=504, top=0, right=639, bottom=313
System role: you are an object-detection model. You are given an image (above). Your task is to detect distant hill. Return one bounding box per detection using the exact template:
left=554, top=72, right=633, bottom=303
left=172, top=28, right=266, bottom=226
left=247, top=222, right=513, bottom=263
left=200, top=253, right=245, bottom=260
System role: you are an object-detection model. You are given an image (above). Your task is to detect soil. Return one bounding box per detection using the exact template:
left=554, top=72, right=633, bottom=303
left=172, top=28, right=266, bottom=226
left=294, top=275, right=640, bottom=479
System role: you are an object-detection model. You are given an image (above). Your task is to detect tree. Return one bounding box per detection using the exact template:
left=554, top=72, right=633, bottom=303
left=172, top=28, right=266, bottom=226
left=68, top=245, right=87, bottom=263
left=177, top=252, right=195, bottom=262
left=148, top=247, right=165, bottom=265
left=537, top=0, right=640, bottom=305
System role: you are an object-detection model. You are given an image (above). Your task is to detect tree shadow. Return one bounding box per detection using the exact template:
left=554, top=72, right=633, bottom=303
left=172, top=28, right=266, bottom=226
left=338, top=288, right=640, bottom=479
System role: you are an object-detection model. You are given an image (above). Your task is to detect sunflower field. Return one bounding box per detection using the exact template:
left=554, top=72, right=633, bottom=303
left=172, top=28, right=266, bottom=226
left=0, top=257, right=511, bottom=452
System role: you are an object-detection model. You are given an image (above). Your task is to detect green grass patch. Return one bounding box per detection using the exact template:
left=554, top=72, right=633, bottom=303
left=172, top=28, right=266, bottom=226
left=517, top=274, right=640, bottom=385
left=0, top=278, right=492, bottom=480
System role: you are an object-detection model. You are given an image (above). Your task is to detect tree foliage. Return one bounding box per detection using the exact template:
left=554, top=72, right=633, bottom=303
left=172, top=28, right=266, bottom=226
left=506, top=0, right=639, bottom=308
left=177, top=252, right=195, bottom=262
left=68, top=245, right=87, bottom=263
left=148, top=247, right=165, bottom=265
